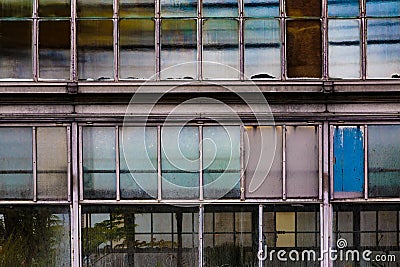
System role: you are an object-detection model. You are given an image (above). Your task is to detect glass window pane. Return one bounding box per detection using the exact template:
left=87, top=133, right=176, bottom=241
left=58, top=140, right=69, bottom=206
left=77, top=20, right=114, bottom=80
left=244, top=0, right=279, bottom=18
left=276, top=212, right=295, bottom=247
left=37, top=127, right=68, bottom=200
left=245, top=19, right=280, bottom=79
left=0, top=128, right=33, bottom=199
left=366, top=0, right=400, bottom=17
left=39, top=20, right=70, bottom=79
left=120, top=19, right=155, bottom=79
left=203, top=0, right=238, bottom=17
left=39, top=0, right=70, bottom=17
left=77, top=0, right=113, bottom=17
left=368, top=125, right=400, bottom=197
left=203, top=19, right=239, bottom=79
left=287, top=20, right=322, bottom=78
left=286, top=0, right=321, bottom=17
left=0, top=21, right=32, bottom=79
left=120, top=127, right=157, bottom=199
left=0, top=206, right=70, bottom=266
left=83, top=127, right=116, bottom=199
left=286, top=126, right=319, bottom=198
left=328, top=19, right=360, bottom=78
left=366, top=19, right=400, bottom=78
left=161, top=127, right=199, bottom=199
left=0, top=0, right=32, bottom=17
left=120, top=0, right=155, bottom=18
left=161, top=0, right=197, bottom=17
left=161, top=19, right=197, bottom=79
left=203, top=126, right=240, bottom=199
left=328, top=0, right=359, bottom=17
left=245, top=126, right=282, bottom=198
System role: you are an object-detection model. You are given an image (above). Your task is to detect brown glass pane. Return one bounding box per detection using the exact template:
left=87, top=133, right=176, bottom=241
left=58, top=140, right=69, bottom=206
left=0, top=0, right=32, bottom=17
left=287, top=20, right=322, bottom=78
left=39, top=0, right=70, bottom=17
left=286, top=0, right=321, bottom=17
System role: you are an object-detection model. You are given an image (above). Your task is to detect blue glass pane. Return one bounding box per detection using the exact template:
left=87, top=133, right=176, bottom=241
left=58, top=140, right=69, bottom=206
left=161, top=0, right=197, bottom=17
left=328, top=0, right=359, bottom=17
left=333, top=126, right=364, bottom=196
left=203, top=0, right=238, bottom=17
left=366, top=0, right=400, bottom=17
left=244, top=0, right=279, bottom=17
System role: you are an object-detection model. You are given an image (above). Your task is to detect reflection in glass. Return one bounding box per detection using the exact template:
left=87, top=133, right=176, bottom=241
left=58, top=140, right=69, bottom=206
left=120, top=127, right=157, bottom=199
left=83, top=127, right=116, bottom=199
left=39, top=0, right=70, bottom=17
left=120, top=0, right=155, bottom=18
left=0, top=0, right=32, bottom=17
left=120, top=19, right=155, bottom=79
left=203, top=19, right=239, bottom=79
left=37, top=127, right=68, bottom=200
left=0, top=21, right=32, bottom=79
left=161, top=19, right=197, bottom=79
left=161, top=127, right=199, bottom=199
left=203, top=0, right=238, bottom=17
left=77, top=20, right=114, bottom=80
left=245, top=19, right=280, bottom=79
left=328, top=19, right=360, bottom=78
left=367, top=19, right=400, bottom=78
left=366, top=0, right=400, bottom=17
left=328, top=0, right=359, bottom=17
left=244, top=0, right=279, bottom=17
left=77, top=0, right=113, bottom=17
left=161, top=0, right=197, bottom=17
left=39, top=20, right=70, bottom=79
left=0, top=128, right=32, bottom=199
left=203, top=126, right=240, bottom=199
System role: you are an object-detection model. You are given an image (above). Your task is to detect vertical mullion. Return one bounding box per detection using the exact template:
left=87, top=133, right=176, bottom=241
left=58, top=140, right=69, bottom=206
left=199, top=126, right=204, bottom=201
left=155, top=0, right=161, bottom=80
left=33, top=0, right=39, bottom=81
left=239, top=0, right=244, bottom=80
left=282, top=125, right=286, bottom=199
left=240, top=126, right=245, bottom=201
left=71, top=123, right=80, bottom=267
left=197, top=0, right=202, bottom=80
left=258, top=204, right=264, bottom=267
left=33, top=127, right=37, bottom=201
left=157, top=125, right=162, bottom=200
left=116, top=126, right=120, bottom=201
left=318, top=124, right=323, bottom=200
left=67, top=126, right=72, bottom=202
left=198, top=205, right=204, bottom=267
left=113, top=0, right=119, bottom=81
left=280, top=0, right=286, bottom=80
left=79, top=126, right=84, bottom=201
left=71, top=0, right=77, bottom=81
left=360, top=0, right=366, bottom=80
left=322, top=0, right=329, bottom=79
left=329, top=125, right=334, bottom=200
left=323, top=121, right=333, bottom=267
left=364, top=125, right=368, bottom=199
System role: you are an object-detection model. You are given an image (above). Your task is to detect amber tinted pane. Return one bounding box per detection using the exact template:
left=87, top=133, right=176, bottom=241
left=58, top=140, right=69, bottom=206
left=0, top=0, right=32, bottom=17
left=286, top=0, right=321, bottom=17
left=77, top=0, right=113, bottom=17
left=39, top=0, right=70, bottom=17
left=287, top=20, right=322, bottom=78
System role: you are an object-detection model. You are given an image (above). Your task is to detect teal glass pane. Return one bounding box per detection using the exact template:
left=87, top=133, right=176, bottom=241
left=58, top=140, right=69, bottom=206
left=328, top=0, right=359, bottom=17
left=203, top=126, right=240, bottom=199
left=368, top=125, right=400, bottom=197
left=366, top=19, right=400, bottom=78
left=161, top=0, right=197, bottom=17
left=0, top=128, right=33, bottom=199
left=161, top=127, right=199, bottom=199
left=245, top=19, right=280, bottom=79
left=77, top=0, right=113, bottom=17
left=120, top=0, right=155, bottom=18
left=120, top=127, right=157, bottom=199
left=39, top=0, right=70, bottom=17
left=0, top=0, right=32, bottom=17
left=83, top=127, right=116, bottom=199
left=328, top=19, right=360, bottom=78
left=203, top=0, right=238, bottom=17
left=244, top=0, right=279, bottom=17
left=366, top=0, right=400, bottom=17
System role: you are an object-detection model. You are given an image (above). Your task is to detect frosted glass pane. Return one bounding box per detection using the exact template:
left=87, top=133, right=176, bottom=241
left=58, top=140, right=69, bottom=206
left=0, top=21, right=32, bottom=79
left=39, top=0, right=70, bottom=17
left=329, top=19, right=360, bottom=78
left=0, top=0, right=32, bottom=17
left=120, top=0, right=155, bottom=18
left=161, top=0, right=197, bottom=17
left=328, top=0, right=359, bottom=17
left=244, top=0, right=279, bottom=18
left=203, top=19, right=239, bottom=79
left=77, top=0, right=113, bottom=17
left=286, top=126, right=319, bottom=198
left=245, top=126, right=282, bottom=198
left=367, top=19, right=400, bottom=78
left=366, top=0, right=400, bottom=17
left=39, top=20, right=70, bottom=80
left=161, top=19, right=197, bottom=79
left=203, top=0, right=238, bottom=17
left=37, top=127, right=68, bottom=200
left=245, top=19, right=280, bottom=79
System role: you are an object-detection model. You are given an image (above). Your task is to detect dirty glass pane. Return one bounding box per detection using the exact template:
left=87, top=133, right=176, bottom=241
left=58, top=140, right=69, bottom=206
left=333, top=126, right=364, bottom=197
left=0, top=0, right=32, bottom=17
left=83, top=127, right=116, bottom=199
left=333, top=210, right=353, bottom=246
left=378, top=211, right=397, bottom=246
left=244, top=0, right=279, bottom=18
left=245, top=19, right=280, bottom=79
left=366, top=0, right=400, bottom=17
left=161, top=0, right=197, bottom=17
left=366, top=19, right=400, bottom=78
left=77, top=20, right=114, bottom=80
left=287, top=20, right=322, bottom=78
left=120, top=127, right=157, bottom=199
left=328, top=0, right=359, bottom=17
left=37, top=127, right=68, bottom=200
left=82, top=206, right=198, bottom=266
left=39, top=0, right=70, bottom=17
left=203, top=0, right=238, bottom=17
left=368, top=125, right=400, bottom=197
left=360, top=211, right=376, bottom=246
left=160, top=19, right=197, bottom=79
left=297, top=212, right=318, bottom=247
left=161, top=127, right=199, bottom=199
left=276, top=212, right=295, bottom=247
left=329, top=19, right=360, bottom=78
left=286, top=0, right=321, bottom=17
left=120, top=0, right=155, bottom=18
left=286, top=126, right=319, bottom=198
left=203, top=19, right=239, bottom=79
left=120, top=19, right=155, bottom=79
left=77, top=0, right=113, bottom=17
left=0, top=206, right=70, bottom=266
left=0, top=21, right=32, bottom=79
left=245, top=126, right=282, bottom=198
left=39, top=20, right=70, bottom=80
left=0, top=128, right=32, bottom=199
left=203, top=126, right=240, bottom=199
